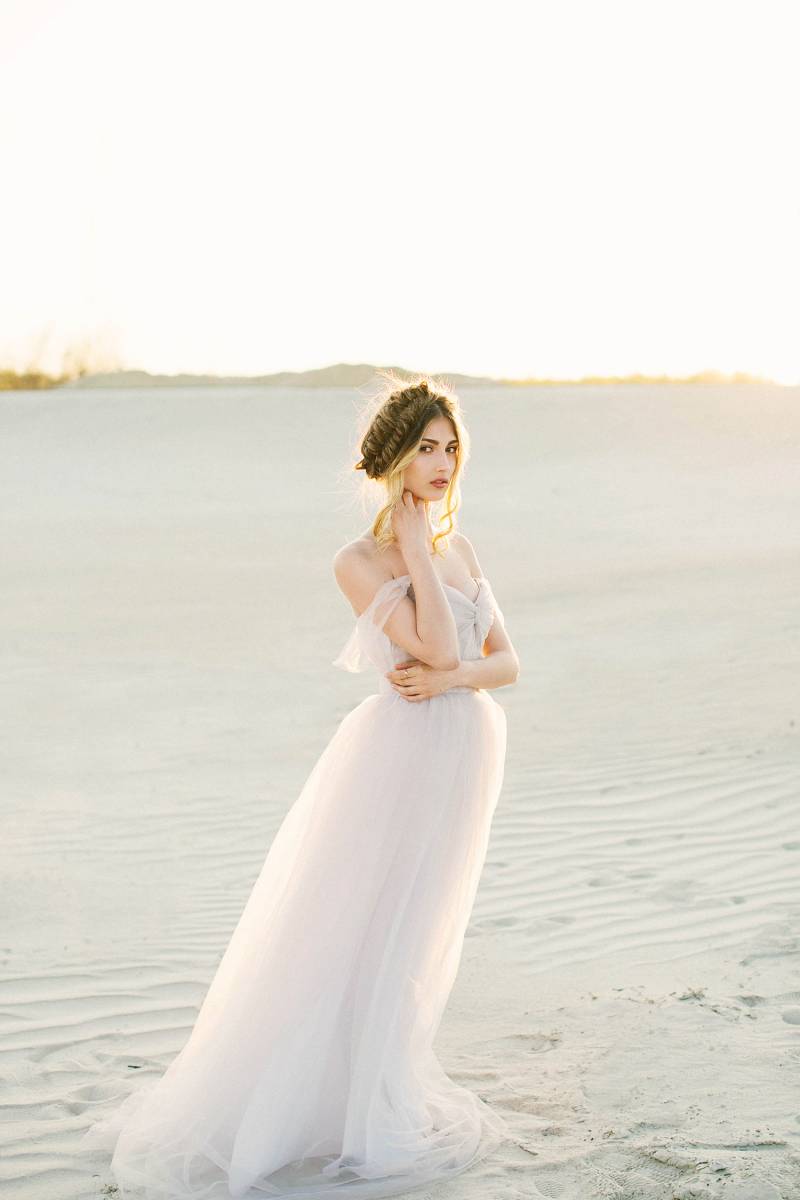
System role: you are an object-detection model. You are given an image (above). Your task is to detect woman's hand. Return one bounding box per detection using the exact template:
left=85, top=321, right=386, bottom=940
left=389, top=489, right=429, bottom=557
left=385, top=658, right=460, bottom=701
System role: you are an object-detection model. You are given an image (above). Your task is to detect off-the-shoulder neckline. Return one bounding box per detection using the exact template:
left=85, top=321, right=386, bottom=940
left=368, top=572, right=485, bottom=608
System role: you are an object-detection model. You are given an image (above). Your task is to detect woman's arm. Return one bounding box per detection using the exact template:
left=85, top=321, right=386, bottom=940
left=398, top=537, right=461, bottom=671
left=334, top=549, right=460, bottom=671
left=386, top=619, right=519, bottom=699
left=333, top=493, right=461, bottom=671
left=450, top=648, right=519, bottom=690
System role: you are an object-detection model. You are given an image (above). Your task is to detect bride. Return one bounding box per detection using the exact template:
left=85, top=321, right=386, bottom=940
left=81, top=373, right=520, bottom=1199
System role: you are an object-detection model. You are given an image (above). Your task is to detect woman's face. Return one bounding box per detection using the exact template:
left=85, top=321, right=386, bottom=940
left=402, top=415, right=459, bottom=500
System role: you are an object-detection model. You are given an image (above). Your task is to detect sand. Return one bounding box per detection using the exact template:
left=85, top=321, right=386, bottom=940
left=1, top=382, right=799, bottom=1199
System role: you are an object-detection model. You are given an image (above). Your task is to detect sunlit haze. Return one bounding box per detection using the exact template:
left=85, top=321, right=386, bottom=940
left=1, top=0, right=798, bottom=383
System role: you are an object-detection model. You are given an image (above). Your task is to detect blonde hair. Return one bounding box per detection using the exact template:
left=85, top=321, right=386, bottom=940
left=351, top=369, right=471, bottom=557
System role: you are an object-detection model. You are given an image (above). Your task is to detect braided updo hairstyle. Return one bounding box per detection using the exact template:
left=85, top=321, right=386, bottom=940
left=351, top=370, right=471, bottom=556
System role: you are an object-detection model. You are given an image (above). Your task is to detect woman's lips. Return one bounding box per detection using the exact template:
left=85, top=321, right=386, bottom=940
left=430, top=480, right=448, bottom=488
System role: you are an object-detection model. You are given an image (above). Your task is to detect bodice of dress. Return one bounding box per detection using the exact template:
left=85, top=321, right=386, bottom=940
left=333, top=573, right=504, bottom=696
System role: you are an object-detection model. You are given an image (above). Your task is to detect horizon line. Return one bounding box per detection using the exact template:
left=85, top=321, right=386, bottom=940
left=0, top=362, right=792, bottom=391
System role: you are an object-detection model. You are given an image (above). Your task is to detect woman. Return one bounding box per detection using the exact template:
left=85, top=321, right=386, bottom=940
left=81, top=373, right=520, bottom=1200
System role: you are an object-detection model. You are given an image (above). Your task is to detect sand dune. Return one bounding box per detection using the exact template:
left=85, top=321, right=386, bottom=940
left=1, top=383, right=799, bottom=1198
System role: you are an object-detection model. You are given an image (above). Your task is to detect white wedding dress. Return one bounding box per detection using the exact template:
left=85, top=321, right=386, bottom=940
left=81, top=572, right=511, bottom=1199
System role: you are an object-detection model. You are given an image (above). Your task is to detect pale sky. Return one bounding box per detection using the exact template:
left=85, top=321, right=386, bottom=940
left=1, top=0, right=798, bottom=383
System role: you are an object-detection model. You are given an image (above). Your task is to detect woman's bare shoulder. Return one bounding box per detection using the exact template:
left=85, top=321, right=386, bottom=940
left=332, top=533, right=380, bottom=579
left=449, top=530, right=483, bottom=576
left=332, top=536, right=394, bottom=617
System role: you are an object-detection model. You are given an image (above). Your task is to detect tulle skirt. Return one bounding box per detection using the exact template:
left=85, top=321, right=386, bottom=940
left=80, top=687, right=510, bottom=1199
